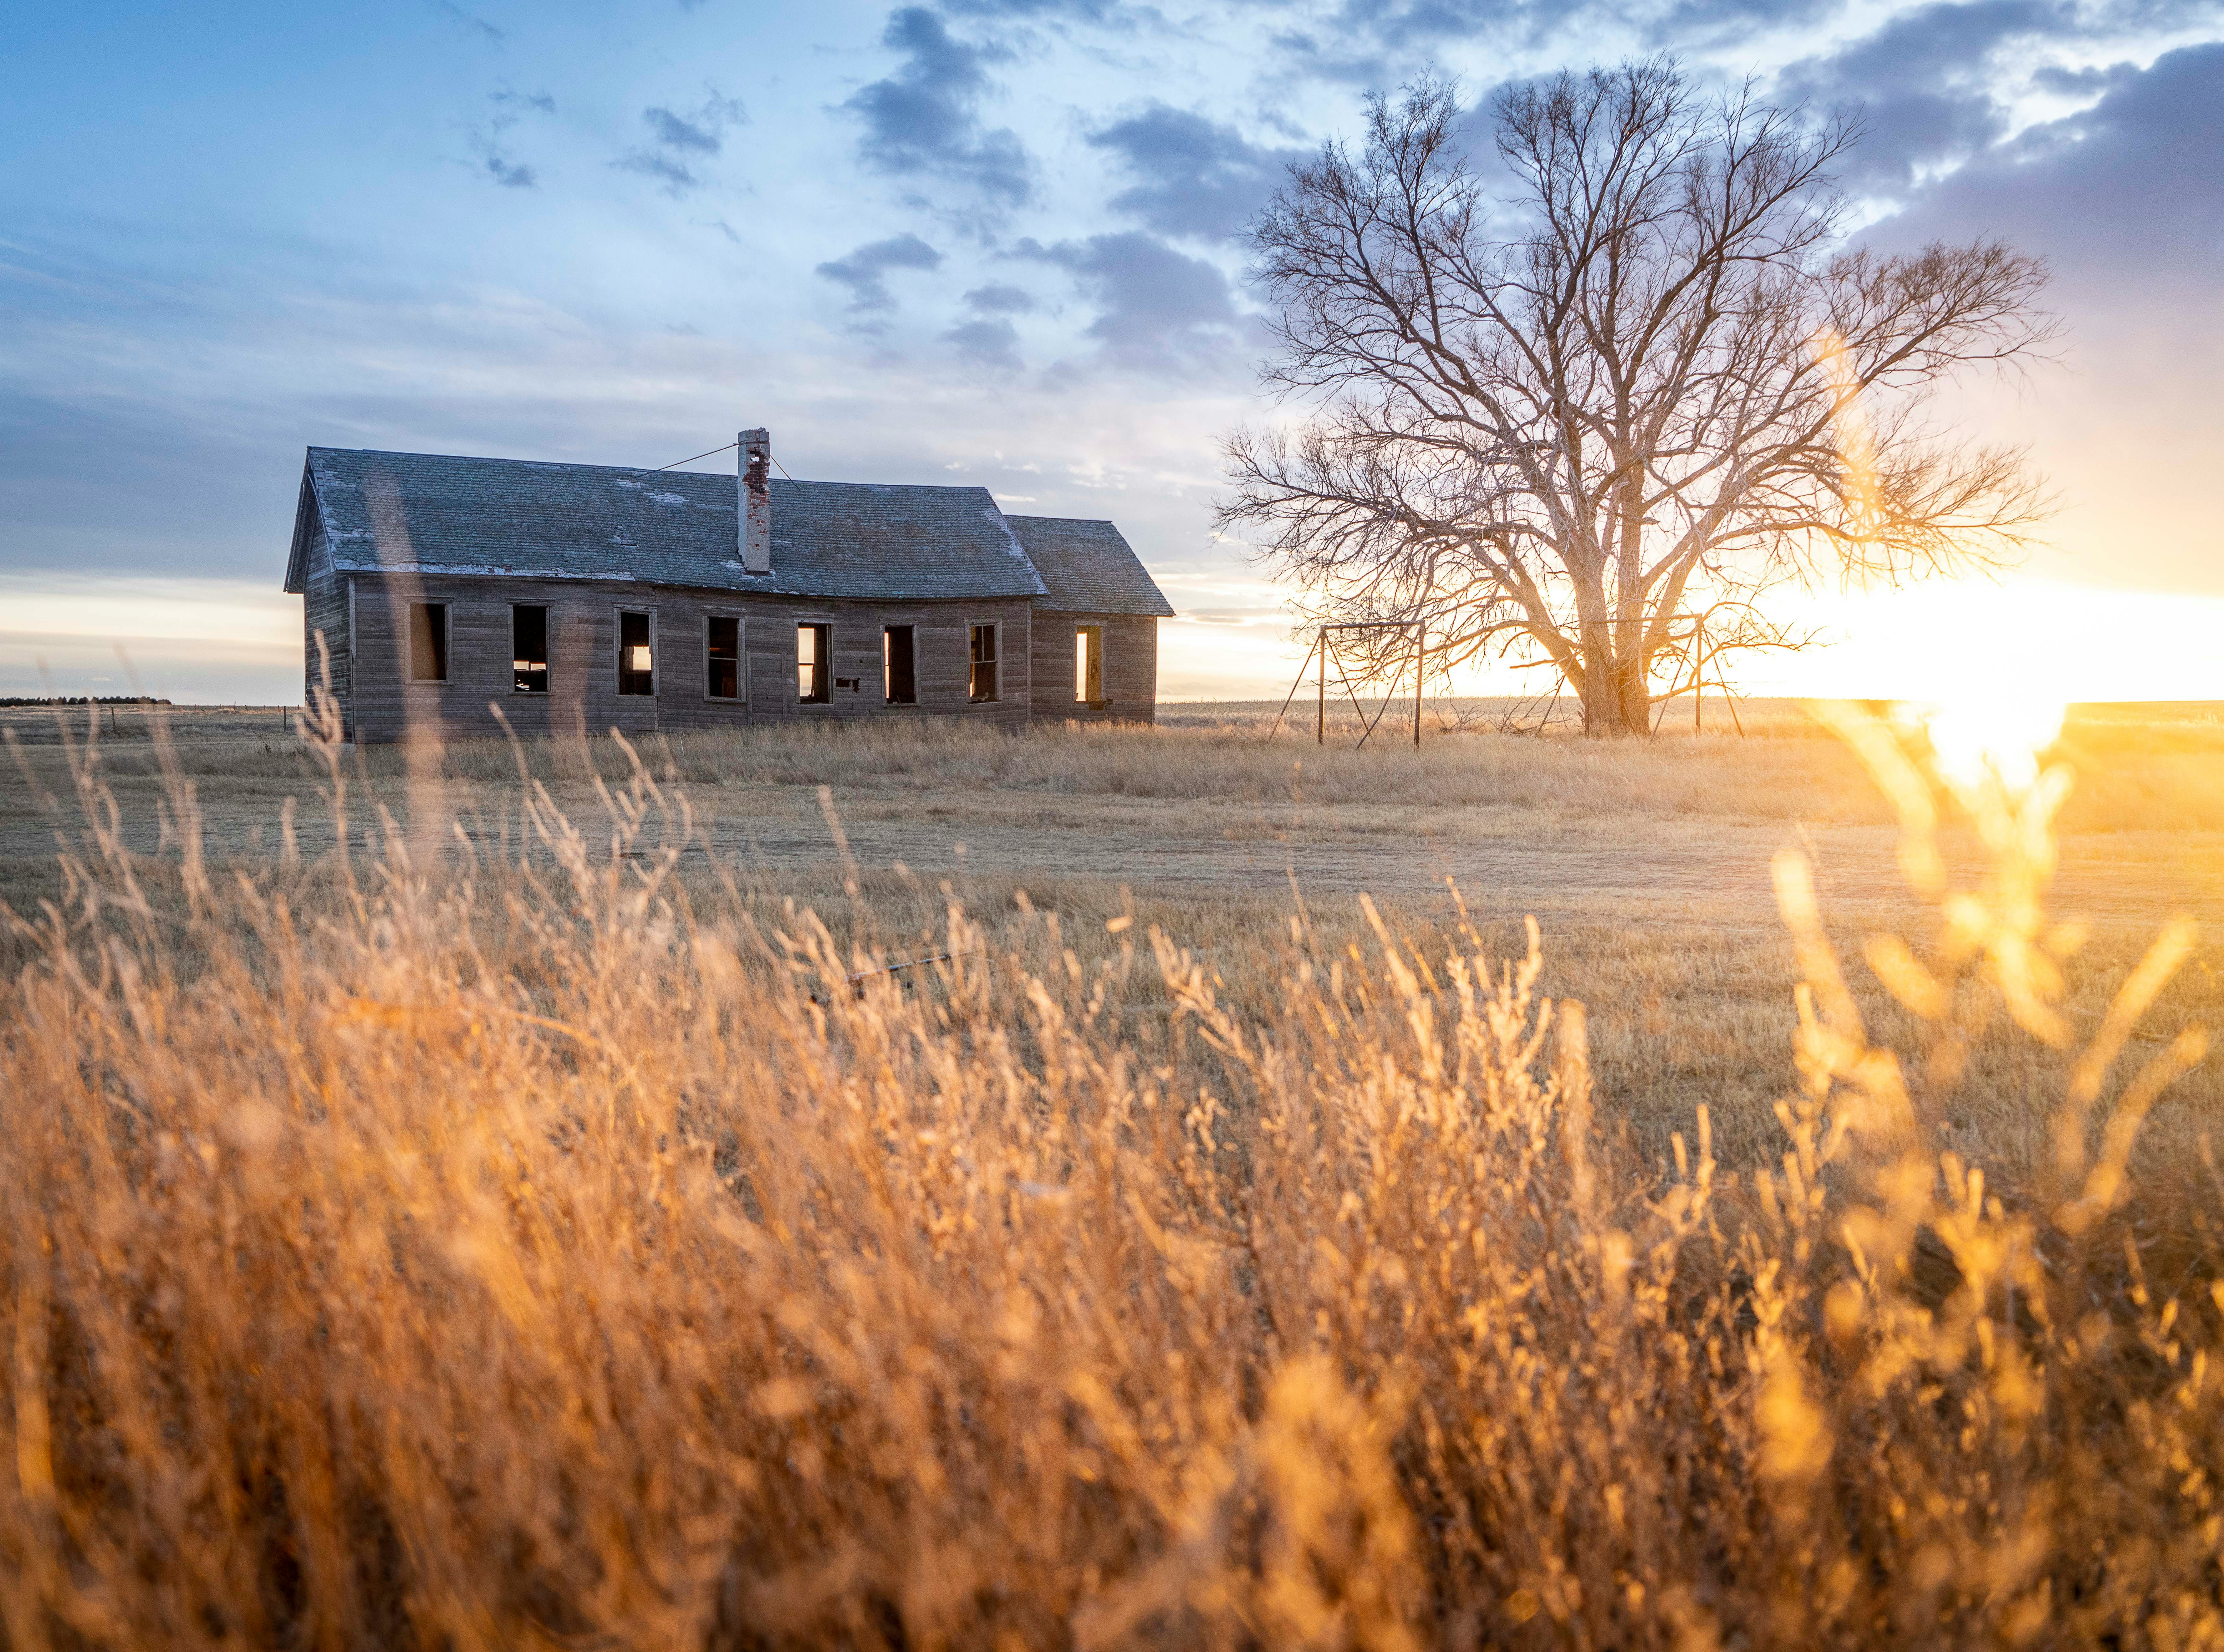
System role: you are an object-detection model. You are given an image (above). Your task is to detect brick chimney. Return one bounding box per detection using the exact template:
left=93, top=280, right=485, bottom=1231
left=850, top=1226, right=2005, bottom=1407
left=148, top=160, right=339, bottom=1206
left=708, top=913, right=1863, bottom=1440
left=739, top=428, right=771, bottom=574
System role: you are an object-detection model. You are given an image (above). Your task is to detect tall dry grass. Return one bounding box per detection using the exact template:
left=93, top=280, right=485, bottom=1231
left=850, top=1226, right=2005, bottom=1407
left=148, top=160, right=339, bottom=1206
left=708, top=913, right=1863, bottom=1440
left=2, top=702, right=2221, bottom=1649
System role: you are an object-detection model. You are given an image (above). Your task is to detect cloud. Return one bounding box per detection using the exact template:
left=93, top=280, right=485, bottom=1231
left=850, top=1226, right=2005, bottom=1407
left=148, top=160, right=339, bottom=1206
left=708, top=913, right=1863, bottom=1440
left=1089, top=104, right=1309, bottom=241
left=643, top=105, right=727, bottom=153
left=963, top=283, right=1036, bottom=314
left=1875, top=40, right=2224, bottom=282
left=1859, top=41, right=2224, bottom=594
left=816, top=232, right=945, bottom=314
left=615, top=88, right=747, bottom=195
left=468, top=90, right=552, bottom=190
left=1259, top=0, right=1549, bottom=81
left=1017, top=232, right=1247, bottom=369
left=1643, top=0, right=1843, bottom=47
left=1776, top=0, right=2224, bottom=195
left=944, top=317, right=1023, bottom=368
left=842, top=7, right=1032, bottom=209
left=939, top=0, right=1121, bottom=14
left=1326, top=0, right=1535, bottom=50
left=434, top=0, right=504, bottom=45
left=2030, top=61, right=2140, bottom=98
left=617, top=153, right=699, bottom=193
left=1774, top=1, right=2062, bottom=192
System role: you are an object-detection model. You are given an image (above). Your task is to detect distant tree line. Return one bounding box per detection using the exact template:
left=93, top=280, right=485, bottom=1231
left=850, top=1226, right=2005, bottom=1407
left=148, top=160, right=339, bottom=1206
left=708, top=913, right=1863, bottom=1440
left=0, top=696, right=172, bottom=707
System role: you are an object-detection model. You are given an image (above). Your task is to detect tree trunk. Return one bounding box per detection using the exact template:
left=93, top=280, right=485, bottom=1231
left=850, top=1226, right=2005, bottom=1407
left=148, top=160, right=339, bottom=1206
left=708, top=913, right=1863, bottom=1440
left=1576, top=639, right=1650, bottom=737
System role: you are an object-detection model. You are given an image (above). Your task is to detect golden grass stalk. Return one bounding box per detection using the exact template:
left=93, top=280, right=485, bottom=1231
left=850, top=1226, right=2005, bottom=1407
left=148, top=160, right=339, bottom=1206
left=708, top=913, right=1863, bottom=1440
left=0, top=701, right=2218, bottom=1649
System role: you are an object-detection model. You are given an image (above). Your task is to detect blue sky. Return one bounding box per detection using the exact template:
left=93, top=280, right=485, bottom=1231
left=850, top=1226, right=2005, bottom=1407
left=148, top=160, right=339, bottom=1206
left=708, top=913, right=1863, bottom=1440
left=3, top=0, right=2220, bottom=701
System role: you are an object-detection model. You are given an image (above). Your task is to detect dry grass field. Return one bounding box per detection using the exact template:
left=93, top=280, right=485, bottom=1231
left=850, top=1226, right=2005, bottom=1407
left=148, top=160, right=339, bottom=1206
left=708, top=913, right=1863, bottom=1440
left=8, top=697, right=2224, bottom=1175
left=5, top=696, right=2224, bottom=1646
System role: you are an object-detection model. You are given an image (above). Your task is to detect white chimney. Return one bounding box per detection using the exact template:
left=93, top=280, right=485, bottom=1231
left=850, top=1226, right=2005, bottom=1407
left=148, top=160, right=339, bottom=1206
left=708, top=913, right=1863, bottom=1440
left=739, top=428, right=771, bottom=575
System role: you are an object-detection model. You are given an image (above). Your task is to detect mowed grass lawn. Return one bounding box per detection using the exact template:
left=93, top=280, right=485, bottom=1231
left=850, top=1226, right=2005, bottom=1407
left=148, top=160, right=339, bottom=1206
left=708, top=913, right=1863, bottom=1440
left=8, top=696, right=2224, bottom=1182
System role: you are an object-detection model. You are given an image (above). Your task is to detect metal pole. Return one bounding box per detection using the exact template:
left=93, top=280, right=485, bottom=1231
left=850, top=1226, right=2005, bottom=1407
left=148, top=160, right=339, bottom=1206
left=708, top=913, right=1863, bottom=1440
left=1315, top=630, right=1325, bottom=746
left=1693, top=627, right=1704, bottom=735
left=1412, top=623, right=1423, bottom=749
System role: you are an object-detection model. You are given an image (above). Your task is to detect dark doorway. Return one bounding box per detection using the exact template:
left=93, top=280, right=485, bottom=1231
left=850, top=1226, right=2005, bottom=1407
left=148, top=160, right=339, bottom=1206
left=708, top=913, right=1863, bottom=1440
left=883, top=625, right=916, bottom=704
left=409, top=603, right=448, bottom=683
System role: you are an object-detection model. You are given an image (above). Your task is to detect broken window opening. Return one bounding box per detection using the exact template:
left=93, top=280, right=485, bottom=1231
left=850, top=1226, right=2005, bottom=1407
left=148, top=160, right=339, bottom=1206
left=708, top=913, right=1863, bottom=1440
left=409, top=602, right=449, bottom=683
left=617, top=610, right=654, bottom=696
left=883, top=625, right=916, bottom=705
left=968, top=623, right=999, bottom=703
left=798, top=622, right=831, bottom=704
left=706, top=615, right=742, bottom=701
left=512, top=604, right=549, bottom=693
left=1075, top=624, right=1104, bottom=705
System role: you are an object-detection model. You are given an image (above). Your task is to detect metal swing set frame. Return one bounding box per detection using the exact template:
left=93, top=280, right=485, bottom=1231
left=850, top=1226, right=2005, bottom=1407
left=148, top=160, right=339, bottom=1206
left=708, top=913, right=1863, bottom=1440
left=1265, top=620, right=1426, bottom=749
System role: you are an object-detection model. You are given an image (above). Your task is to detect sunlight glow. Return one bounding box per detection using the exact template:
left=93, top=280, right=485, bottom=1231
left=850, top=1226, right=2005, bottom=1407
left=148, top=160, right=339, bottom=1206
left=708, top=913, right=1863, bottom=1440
left=1749, top=577, right=2224, bottom=706
left=1908, top=691, right=2068, bottom=793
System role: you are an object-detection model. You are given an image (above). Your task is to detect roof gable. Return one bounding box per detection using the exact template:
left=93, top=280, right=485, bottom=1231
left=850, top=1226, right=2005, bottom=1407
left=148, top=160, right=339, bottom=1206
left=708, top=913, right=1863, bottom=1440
left=1003, top=516, right=1175, bottom=616
left=281, top=464, right=322, bottom=594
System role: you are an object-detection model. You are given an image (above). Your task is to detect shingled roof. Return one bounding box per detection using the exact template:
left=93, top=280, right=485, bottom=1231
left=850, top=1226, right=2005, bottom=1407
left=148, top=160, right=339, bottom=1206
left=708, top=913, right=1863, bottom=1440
left=282, top=446, right=1080, bottom=604
left=1003, top=516, right=1176, bottom=616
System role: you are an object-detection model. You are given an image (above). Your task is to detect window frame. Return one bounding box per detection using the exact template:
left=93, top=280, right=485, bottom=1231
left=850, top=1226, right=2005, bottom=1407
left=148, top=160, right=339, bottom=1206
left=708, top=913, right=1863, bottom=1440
left=510, top=602, right=551, bottom=695
left=407, top=600, right=451, bottom=685
left=882, top=623, right=917, bottom=706
left=797, top=620, right=833, bottom=706
left=704, top=611, right=746, bottom=703
left=615, top=605, right=658, bottom=698
left=967, top=620, right=1000, bottom=704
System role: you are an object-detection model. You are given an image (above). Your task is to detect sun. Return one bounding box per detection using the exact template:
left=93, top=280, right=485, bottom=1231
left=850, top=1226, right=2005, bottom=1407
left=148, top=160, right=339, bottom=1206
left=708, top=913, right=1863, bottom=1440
left=1908, top=691, right=2068, bottom=793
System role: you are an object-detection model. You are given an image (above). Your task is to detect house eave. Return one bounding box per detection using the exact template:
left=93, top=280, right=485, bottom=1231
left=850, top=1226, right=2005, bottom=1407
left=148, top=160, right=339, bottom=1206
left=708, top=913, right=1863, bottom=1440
left=281, top=462, right=319, bottom=594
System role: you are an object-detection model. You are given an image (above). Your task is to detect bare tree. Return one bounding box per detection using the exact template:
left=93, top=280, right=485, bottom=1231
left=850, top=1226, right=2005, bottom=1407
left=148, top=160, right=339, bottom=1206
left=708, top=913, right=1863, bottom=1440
left=1221, top=61, right=2056, bottom=737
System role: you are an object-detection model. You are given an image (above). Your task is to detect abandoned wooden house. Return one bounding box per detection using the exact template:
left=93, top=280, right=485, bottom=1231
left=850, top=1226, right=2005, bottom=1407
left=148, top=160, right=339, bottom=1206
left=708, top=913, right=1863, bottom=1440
left=281, top=430, right=1173, bottom=743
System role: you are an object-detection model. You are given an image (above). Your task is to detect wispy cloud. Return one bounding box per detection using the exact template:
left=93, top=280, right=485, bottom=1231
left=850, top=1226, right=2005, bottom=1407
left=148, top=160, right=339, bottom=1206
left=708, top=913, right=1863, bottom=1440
left=615, top=88, right=747, bottom=196
left=434, top=0, right=504, bottom=45
left=816, top=232, right=945, bottom=317
left=467, top=89, right=552, bottom=190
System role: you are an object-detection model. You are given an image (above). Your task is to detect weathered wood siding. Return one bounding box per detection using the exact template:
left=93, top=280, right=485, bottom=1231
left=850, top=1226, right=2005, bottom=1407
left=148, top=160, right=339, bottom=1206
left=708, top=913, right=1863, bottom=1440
left=1026, top=613, right=1159, bottom=726
left=340, top=574, right=1036, bottom=743
left=300, top=518, right=354, bottom=737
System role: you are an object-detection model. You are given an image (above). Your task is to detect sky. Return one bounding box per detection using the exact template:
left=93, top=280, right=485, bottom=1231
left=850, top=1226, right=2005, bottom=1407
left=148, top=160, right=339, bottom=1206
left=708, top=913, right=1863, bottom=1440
left=1, top=0, right=2219, bottom=705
